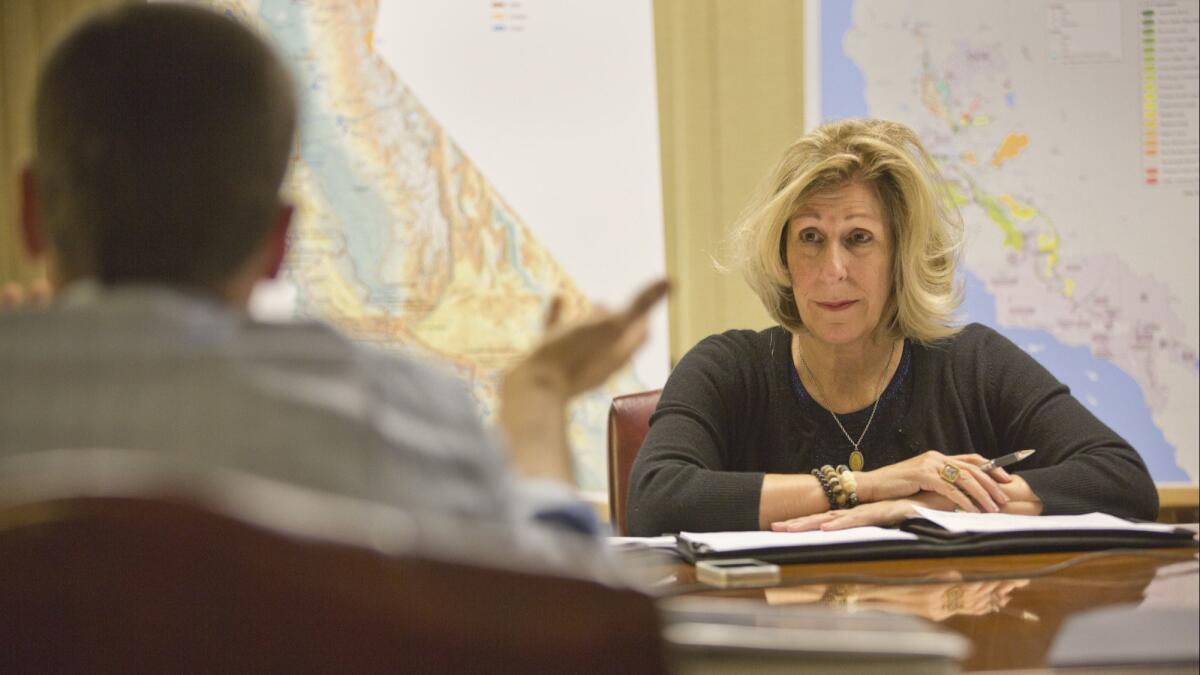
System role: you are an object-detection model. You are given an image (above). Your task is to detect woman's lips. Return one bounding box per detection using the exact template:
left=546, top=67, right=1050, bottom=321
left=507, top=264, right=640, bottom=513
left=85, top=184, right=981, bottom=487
left=816, top=300, right=857, bottom=312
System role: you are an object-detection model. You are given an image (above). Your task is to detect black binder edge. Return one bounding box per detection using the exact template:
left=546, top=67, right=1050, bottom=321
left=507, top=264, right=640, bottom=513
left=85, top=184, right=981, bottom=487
left=677, top=519, right=1198, bottom=565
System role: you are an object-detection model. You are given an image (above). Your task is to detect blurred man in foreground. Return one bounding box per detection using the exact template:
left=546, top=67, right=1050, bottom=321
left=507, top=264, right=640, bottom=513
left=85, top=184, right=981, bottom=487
left=2, top=3, right=665, bottom=566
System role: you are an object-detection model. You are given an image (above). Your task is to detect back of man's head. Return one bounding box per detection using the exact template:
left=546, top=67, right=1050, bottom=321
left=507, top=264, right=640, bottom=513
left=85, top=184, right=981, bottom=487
left=34, top=4, right=296, bottom=289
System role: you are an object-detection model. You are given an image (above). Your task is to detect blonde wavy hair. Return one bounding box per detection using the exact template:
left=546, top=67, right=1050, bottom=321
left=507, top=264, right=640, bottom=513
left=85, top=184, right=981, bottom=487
left=728, top=118, right=964, bottom=344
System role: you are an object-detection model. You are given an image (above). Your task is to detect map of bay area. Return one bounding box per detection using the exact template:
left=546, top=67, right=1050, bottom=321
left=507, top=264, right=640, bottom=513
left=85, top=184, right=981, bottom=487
left=812, top=0, right=1199, bottom=483
left=203, top=0, right=665, bottom=496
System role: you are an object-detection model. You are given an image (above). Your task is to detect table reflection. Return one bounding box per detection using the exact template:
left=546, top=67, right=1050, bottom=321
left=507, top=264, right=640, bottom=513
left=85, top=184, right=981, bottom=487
left=765, top=575, right=1035, bottom=623
left=743, top=552, right=1195, bottom=671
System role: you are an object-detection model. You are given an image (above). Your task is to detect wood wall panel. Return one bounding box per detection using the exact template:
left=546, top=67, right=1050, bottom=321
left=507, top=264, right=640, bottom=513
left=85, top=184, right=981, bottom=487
left=654, top=0, right=806, bottom=362
left=0, top=0, right=132, bottom=286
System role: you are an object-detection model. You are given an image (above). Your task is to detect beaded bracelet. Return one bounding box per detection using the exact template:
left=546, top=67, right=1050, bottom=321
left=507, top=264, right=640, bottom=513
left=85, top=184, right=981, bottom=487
left=821, top=465, right=848, bottom=508
left=810, top=467, right=837, bottom=510
left=836, top=464, right=860, bottom=508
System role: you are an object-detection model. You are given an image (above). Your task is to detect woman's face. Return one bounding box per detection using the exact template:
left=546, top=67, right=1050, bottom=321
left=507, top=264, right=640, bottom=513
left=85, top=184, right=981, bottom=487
left=785, top=182, right=893, bottom=347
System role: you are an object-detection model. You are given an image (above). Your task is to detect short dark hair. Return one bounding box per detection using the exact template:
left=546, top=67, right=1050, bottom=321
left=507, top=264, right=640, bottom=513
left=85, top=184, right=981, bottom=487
left=34, top=4, right=297, bottom=288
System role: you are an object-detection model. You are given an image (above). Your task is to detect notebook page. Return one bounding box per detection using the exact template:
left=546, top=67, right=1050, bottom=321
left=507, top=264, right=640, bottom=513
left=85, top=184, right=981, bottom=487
left=679, top=527, right=918, bottom=553
left=912, top=506, right=1180, bottom=534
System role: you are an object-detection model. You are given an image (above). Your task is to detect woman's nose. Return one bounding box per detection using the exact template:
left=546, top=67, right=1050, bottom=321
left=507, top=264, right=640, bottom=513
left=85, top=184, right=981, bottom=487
left=820, top=244, right=848, bottom=282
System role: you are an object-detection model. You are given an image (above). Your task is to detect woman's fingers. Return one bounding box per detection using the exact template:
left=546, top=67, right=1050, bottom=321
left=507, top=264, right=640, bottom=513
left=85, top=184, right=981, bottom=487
left=931, top=478, right=980, bottom=513
left=772, top=511, right=837, bottom=532
left=919, top=459, right=981, bottom=512
left=820, top=502, right=910, bottom=530
left=962, top=462, right=1009, bottom=506
left=819, top=509, right=876, bottom=530
left=773, top=489, right=995, bottom=535
left=954, top=453, right=1014, bottom=483
left=950, top=468, right=1001, bottom=512
left=816, top=500, right=916, bottom=531
left=922, top=452, right=1005, bottom=512
left=825, top=448, right=1018, bottom=516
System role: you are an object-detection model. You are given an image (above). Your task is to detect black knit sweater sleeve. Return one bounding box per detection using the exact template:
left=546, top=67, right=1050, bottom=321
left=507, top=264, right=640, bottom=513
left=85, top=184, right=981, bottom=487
left=959, top=325, right=1158, bottom=520
left=625, top=331, right=770, bottom=535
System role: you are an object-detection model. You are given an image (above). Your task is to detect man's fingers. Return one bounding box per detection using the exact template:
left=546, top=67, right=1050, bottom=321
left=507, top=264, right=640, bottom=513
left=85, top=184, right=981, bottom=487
left=575, top=319, right=649, bottom=387
left=621, top=279, right=669, bottom=322
left=1, top=282, right=25, bottom=310
left=527, top=280, right=666, bottom=396
left=615, top=317, right=650, bottom=357
left=543, top=295, right=564, bottom=331
left=28, top=278, right=53, bottom=307
left=596, top=311, right=651, bottom=367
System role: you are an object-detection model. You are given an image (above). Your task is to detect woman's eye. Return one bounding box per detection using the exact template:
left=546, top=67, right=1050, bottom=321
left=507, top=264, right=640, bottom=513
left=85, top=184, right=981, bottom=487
left=849, top=231, right=873, bottom=244
left=798, top=230, right=821, bottom=243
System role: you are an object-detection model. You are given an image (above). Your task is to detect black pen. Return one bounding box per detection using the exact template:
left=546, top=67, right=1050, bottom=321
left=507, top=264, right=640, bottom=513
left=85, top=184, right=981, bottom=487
left=980, top=449, right=1036, bottom=472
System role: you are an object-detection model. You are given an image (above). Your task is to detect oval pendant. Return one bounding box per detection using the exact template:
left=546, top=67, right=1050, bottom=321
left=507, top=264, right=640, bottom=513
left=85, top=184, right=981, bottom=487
left=849, top=450, right=864, bottom=472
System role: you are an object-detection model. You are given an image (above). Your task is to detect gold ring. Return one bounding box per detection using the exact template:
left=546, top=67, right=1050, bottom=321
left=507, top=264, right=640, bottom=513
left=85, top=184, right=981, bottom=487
left=939, top=464, right=961, bottom=484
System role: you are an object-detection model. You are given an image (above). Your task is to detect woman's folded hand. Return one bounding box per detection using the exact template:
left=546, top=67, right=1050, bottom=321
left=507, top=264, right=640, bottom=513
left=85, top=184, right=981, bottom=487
left=855, top=450, right=1011, bottom=513
left=772, top=490, right=961, bottom=532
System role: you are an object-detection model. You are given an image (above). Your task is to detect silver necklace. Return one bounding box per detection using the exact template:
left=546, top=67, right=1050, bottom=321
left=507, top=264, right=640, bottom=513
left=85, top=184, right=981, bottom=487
left=798, top=341, right=896, bottom=472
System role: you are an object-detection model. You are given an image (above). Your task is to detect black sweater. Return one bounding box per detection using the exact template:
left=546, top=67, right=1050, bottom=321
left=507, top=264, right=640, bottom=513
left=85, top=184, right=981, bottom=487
left=626, top=324, right=1158, bottom=535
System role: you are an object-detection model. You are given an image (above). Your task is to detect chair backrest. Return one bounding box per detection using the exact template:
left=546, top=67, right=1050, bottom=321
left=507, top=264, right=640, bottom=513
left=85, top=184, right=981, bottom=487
left=607, top=389, right=662, bottom=535
left=0, top=495, right=667, bottom=674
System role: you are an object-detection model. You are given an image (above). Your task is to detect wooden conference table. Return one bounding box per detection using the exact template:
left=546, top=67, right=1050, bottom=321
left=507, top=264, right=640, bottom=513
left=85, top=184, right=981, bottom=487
left=621, top=541, right=1199, bottom=673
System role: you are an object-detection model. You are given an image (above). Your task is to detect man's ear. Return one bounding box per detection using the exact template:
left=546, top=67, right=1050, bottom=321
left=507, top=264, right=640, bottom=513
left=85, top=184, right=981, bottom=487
left=262, top=203, right=293, bottom=280
left=19, top=166, right=47, bottom=258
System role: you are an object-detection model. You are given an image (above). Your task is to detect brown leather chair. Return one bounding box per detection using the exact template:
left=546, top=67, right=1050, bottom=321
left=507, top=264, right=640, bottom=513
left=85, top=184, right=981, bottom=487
left=607, top=389, right=662, bottom=535
left=0, top=494, right=667, bottom=674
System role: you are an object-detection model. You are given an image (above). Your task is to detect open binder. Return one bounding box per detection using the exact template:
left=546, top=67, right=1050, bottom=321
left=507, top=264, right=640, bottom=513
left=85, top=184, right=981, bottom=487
left=676, top=509, right=1198, bottom=565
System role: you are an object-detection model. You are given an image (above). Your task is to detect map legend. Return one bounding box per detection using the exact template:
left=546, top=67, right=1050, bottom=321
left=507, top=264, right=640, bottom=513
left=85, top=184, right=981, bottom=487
left=1144, top=6, right=1159, bottom=185
left=1047, top=1, right=1123, bottom=63
left=490, top=1, right=528, bottom=32
left=1140, top=1, right=1199, bottom=193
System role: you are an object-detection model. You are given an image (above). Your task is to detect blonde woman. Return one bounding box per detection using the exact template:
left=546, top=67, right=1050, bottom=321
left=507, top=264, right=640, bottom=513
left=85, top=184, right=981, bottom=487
left=626, top=119, right=1156, bottom=535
